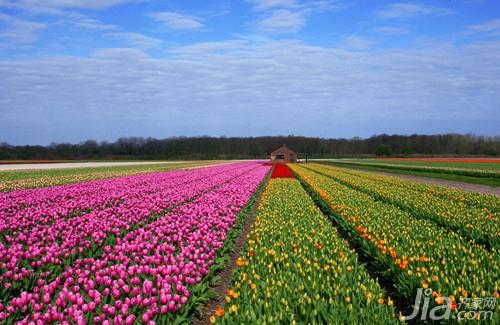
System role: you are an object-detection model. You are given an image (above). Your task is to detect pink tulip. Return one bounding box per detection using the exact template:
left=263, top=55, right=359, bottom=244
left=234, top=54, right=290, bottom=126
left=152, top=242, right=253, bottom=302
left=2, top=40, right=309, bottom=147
left=125, top=315, right=135, bottom=325
left=120, top=303, right=129, bottom=315
left=142, top=280, right=153, bottom=295
left=112, top=288, right=120, bottom=299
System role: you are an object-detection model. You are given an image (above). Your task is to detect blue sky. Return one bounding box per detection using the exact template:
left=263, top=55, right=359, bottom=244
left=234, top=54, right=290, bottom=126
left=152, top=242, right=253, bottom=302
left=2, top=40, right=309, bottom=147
left=1, top=0, right=499, bottom=145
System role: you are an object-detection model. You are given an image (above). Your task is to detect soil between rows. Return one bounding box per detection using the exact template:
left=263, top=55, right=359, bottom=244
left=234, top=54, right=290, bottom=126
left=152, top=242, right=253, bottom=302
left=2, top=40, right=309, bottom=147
left=190, top=170, right=271, bottom=325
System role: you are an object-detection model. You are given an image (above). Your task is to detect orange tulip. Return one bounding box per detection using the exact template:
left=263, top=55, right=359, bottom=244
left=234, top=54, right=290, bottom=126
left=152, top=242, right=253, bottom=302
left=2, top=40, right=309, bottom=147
left=215, top=307, right=224, bottom=317
left=236, top=257, right=245, bottom=267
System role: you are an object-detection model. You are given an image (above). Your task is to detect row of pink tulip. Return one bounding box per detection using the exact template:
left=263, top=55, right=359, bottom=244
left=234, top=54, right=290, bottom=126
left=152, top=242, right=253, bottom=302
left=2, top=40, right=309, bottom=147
left=0, top=163, right=238, bottom=234
left=1, top=164, right=269, bottom=324
left=0, top=163, right=259, bottom=304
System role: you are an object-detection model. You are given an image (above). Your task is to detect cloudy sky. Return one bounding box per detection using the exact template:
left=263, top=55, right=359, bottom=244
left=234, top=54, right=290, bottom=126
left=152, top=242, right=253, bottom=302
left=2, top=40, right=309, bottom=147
left=1, top=0, right=499, bottom=145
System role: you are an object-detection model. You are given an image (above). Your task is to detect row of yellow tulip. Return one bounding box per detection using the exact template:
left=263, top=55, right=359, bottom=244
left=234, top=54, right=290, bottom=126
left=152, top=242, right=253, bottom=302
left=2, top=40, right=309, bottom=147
left=290, top=164, right=499, bottom=316
left=303, top=163, right=499, bottom=249
left=214, top=178, right=398, bottom=324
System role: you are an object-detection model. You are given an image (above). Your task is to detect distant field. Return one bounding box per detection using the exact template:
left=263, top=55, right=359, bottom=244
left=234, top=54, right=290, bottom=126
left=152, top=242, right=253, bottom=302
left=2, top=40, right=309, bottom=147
left=371, top=158, right=500, bottom=170
left=377, top=157, right=500, bottom=162
left=317, top=158, right=500, bottom=186
left=0, top=161, right=202, bottom=171
left=0, top=161, right=220, bottom=191
left=0, top=160, right=72, bottom=164
left=0, top=159, right=190, bottom=165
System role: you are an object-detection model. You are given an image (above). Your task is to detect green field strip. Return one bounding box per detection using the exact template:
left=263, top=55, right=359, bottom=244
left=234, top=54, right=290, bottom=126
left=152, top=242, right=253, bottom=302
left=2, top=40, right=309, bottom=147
left=362, top=160, right=500, bottom=171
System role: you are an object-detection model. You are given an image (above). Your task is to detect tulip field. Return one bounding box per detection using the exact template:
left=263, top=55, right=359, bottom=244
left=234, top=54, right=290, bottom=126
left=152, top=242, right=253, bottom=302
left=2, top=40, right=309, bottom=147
left=1, top=160, right=499, bottom=323
left=0, top=162, right=270, bottom=324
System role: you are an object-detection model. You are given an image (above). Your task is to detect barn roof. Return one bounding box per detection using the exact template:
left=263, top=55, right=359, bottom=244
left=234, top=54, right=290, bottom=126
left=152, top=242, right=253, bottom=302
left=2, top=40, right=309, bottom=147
left=271, top=145, right=296, bottom=155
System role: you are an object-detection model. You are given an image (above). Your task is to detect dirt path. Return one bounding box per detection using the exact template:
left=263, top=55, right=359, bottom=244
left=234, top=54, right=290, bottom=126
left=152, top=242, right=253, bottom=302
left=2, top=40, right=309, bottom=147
left=190, top=174, right=269, bottom=325
left=370, top=171, right=500, bottom=196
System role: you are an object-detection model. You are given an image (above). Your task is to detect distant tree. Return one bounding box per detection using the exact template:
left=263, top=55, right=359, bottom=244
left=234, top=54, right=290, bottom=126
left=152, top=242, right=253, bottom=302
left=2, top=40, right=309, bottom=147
left=402, top=145, right=414, bottom=155
left=376, top=144, right=392, bottom=156
left=1, top=134, right=499, bottom=160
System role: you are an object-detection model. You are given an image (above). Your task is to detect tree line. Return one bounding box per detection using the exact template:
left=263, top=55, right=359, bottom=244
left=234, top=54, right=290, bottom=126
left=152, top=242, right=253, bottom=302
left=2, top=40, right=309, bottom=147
left=0, top=134, right=499, bottom=160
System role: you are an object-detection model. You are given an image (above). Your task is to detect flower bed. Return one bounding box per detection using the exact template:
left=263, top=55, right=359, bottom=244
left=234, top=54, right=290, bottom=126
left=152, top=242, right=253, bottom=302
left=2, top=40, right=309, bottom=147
left=270, top=164, right=295, bottom=178
left=0, top=163, right=270, bottom=323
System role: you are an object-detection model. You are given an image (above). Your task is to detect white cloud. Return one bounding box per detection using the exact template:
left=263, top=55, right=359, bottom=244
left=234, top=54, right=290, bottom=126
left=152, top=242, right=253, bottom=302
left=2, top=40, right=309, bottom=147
left=339, top=36, right=373, bottom=50
left=0, top=13, right=46, bottom=48
left=467, top=19, right=500, bottom=36
left=168, top=40, right=249, bottom=55
left=257, top=9, right=305, bottom=32
left=248, top=0, right=340, bottom=33
left=148, top=11, right=203, bottom=31
left=247, top=0, right=299, bottom=11
left=377, top=2, right=453, bottom=19
left=1, top=39, right=499, bottom=144
left=106, top=32, right=162, bottom=49
left=371, top=26, right=409, bottom=35
left=73, top=18, right=119, bottom=31
left=248, top=0, right=339, bottom=12
left=91, top=47, right=150, bottom=59
left=231, top=33, right=272, bottom=42
left=0, top=0, right=133, bottom=13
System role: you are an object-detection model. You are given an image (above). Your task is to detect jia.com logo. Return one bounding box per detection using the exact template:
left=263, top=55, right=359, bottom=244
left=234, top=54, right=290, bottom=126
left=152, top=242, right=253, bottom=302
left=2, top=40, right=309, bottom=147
left=400, top=288, right=497, bottom=321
